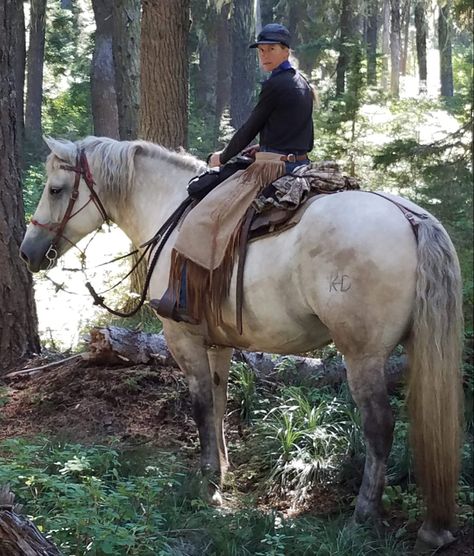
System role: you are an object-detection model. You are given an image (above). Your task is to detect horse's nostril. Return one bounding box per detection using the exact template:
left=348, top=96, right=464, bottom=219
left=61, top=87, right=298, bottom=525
left=19, top=250, right=29, bottom=263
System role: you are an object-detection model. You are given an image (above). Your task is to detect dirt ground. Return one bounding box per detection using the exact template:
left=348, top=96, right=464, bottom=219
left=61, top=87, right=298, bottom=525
left=1, top=355, right=472, bottom=555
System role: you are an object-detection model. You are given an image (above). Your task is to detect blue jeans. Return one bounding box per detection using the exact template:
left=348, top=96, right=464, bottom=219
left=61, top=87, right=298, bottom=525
left=285, top=160, right=310, bottom=173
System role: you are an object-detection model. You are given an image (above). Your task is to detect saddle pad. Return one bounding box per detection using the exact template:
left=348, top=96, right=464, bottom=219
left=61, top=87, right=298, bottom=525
left=249, top=194, right=324, bottom=242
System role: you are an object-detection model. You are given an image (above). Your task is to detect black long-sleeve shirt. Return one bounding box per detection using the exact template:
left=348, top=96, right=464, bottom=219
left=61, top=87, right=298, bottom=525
left=220, top=67, right=314, bottom=164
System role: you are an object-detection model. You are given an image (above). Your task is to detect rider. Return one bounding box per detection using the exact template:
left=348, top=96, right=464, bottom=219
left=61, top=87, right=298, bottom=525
left=151, top=24, right=314, bottom=324
left=209, top=23, right=314, bottom=174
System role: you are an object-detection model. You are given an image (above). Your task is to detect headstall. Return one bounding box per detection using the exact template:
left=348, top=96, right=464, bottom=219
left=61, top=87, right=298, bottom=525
left=31, top=149, right=109, bottom=268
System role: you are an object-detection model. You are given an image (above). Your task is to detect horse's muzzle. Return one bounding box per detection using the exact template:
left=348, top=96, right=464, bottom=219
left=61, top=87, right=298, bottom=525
left=19, top=234, right=57, bottom=272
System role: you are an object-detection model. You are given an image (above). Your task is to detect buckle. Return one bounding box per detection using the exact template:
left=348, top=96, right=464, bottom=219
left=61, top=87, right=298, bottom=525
left=287, top=153, right=296, bottom=163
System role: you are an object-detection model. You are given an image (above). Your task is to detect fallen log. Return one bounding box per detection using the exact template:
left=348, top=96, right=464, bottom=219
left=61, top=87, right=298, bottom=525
left=0, top=485, right=62, bottom=556
left=83, top=326, right=406, bottom=389
left=82, top=326, right=174, bottom=366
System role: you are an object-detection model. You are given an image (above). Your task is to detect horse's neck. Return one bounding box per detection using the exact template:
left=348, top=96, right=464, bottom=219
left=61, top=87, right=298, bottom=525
left=110, top=154, right=194, bottom=247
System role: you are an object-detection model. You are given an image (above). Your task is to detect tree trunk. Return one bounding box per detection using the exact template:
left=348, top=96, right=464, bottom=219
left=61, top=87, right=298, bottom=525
left=215, top=2, right=232, bottom=143
left=288, top=0, right=315, bottom=77
left=0, top=486, right=62, bottom=556
left=255, top=0, right=262, bottom=33
left=112, top=0, right=141, bottom=140
left=24, top=0, right=46, bottom=154
left=13, top=0, right=25, bottom=164
left=140, top=0, right=190, bottom=148
left=191, top=0, right=218, bottom=153
left=390, top=0, right=401, bottom=97
left=335, top=0, right=353, bottom=96
left=438, top=2, right=454, bottom=97
left=0, top=0, right=40, bottom=374
left=81, top=326, right=406, bottom=391
left=414, top=0, right=427, bottom=93
left=400, top=0, right=411, bottom=75
left=381, top=0, right=390, bottom=89
left=230, top=0, right=256, bottom=130
left=260, top=0, right=274, bottom=25
left=91, top=0, right=119, bottom=138
left=366, top=0, right=378, bottom=85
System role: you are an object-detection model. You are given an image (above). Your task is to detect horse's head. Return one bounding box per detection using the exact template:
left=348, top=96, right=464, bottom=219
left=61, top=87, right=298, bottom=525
left=20, top=137, right=109, bottom=272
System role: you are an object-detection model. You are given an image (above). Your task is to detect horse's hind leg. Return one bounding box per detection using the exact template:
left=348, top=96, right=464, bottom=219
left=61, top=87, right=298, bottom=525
left=344, top=354, right=394, bottom=522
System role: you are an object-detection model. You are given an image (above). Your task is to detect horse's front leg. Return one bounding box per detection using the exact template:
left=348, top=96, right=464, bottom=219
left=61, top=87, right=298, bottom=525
left=162, top=322, right=223, bottom=504
left=344, top=354, right=394, bottom=523
left=207, top=346, right=233, bottom=475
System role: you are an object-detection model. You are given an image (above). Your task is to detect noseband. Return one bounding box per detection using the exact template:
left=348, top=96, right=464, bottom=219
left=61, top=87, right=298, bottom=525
left=31, top=149, right=109, bottom=268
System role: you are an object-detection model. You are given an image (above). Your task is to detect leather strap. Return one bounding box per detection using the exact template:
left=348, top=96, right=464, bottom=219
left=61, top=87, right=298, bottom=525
left=368, top=191, right=429, bottom=240
left=279, top=153, right=308, bottom=162
left=236, top=206, right=256, bottom=334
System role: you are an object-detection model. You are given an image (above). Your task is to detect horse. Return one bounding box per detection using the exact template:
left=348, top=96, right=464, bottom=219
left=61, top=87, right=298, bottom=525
left=20, top=136, right=463, bottom=549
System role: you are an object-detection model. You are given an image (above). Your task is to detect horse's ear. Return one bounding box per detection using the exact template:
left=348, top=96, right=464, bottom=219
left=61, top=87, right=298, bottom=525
left=43, top=136, right=76, bottom=163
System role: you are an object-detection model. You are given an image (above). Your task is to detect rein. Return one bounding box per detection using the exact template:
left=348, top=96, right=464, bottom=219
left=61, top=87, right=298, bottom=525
left=34, top=147, right=193, bottom=318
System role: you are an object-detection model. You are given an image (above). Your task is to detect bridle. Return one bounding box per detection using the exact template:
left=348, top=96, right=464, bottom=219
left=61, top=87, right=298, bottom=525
left=30, top=146, right=194, bottom=318
left=31, top=148, right=109, bottom=269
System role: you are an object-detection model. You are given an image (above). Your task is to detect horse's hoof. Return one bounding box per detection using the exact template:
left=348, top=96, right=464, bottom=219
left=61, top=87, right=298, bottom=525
left=200, top=465, right=223, bottom=506
left=415, top=522, right=455, bottom=551
left=209, top=489, right=223, bottom=507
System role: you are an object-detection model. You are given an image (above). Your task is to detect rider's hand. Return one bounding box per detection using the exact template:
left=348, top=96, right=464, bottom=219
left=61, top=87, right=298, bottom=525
left=208, top=152, right=222, bottom=168
left=242, top=144, right=260, bottom=158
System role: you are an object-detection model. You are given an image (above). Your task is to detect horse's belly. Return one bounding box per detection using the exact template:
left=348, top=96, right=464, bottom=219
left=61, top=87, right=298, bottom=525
left=210, top=310, right=331, bottom=354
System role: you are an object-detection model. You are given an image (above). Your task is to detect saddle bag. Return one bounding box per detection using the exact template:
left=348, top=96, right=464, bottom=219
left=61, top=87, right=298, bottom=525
left=187, top=155, right=254, bottom=201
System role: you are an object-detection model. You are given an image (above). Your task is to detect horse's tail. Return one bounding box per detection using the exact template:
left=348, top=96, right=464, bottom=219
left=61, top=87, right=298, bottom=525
left=407, top=216, right=464, bottom=528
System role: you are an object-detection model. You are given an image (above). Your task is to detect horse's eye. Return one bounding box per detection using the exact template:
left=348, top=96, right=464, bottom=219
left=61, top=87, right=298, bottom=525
left=49, top=186, right=62, bottom=196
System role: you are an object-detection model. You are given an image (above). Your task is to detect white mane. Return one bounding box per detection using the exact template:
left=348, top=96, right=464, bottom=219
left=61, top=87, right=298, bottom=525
left=47, top=136, right=206, bottom=202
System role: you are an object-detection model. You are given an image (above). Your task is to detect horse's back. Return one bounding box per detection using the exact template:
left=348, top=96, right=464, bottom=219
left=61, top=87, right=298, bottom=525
left=217, top=190, right=420, bottom=354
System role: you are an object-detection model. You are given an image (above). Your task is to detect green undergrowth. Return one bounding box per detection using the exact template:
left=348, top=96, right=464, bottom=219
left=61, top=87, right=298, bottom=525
left=0, top=437, right=412, bottom=556
left=1, top=357, right=472, bottom=555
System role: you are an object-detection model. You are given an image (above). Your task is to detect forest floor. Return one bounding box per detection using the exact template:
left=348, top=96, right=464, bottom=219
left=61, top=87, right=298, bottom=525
left=1, top=354, right=472, bottom=555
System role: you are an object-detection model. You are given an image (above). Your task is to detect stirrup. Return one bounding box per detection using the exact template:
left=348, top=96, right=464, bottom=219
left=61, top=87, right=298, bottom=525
left=150, top=298, right=199, bottom=325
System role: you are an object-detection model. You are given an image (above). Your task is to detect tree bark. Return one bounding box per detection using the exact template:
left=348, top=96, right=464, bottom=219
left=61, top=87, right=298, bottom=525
left=215, top=2, right=232, bottom=143
left=0, top=486, right=62, bottom=556
left=191, top=0, right=218, bottom=153
left=260, top=0, right=274, bottom=25
left=91, top=0, right=120, bottom=138
left=335, top=0, right=353, bottom=96
left=230, top=0, right=256, bottom=130
left=414, top=0, right=427, bottom=93
left=24, top=0, right=47, bottom=154
left=0, top=0, right=40, bottom=374
left=112, top=0, right=141, bottom=140
left=381, top=0, right=391, bottom=89
left=438, top=2, right=454, bottom=97
left=288, top=0, right=315, bottom=77
left=400, top=0, right=411, bottom=75
left=140, top=0, right=190, bottom=148
left=390, top=0, right=401, bottom=97
left=366, top=0, right=378, bottom=85
left=13, top=0, right=25, bottom=163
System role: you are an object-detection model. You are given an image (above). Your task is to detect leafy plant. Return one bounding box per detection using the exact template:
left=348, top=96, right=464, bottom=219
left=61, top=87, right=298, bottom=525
left=247, top=386, right=362, bottom=502
left=229, top=362, right=258, bottom=424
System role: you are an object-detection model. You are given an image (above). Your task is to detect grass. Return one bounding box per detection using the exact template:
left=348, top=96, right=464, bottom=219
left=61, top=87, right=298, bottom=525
left=0, top=437, right=415, bottom=556
left=2, top=349, right=472, bottom=555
